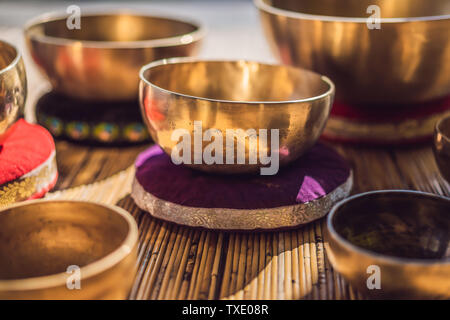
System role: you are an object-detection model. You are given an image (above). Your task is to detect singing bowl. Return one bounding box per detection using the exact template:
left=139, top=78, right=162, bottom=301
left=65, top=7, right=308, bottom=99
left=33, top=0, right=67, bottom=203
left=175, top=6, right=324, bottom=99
left=255, top=0, right=450, bottom=106
left=0, top=40, right=26, bottom=141
left=326, top=190, right=450, bottom=299
left=433, top=114, right=450, bottom=182
left=0, top=200, right=138, bottom=300
left=24, top=12, right=204, bottom=101
left=139, top=58, right=334, bottom=174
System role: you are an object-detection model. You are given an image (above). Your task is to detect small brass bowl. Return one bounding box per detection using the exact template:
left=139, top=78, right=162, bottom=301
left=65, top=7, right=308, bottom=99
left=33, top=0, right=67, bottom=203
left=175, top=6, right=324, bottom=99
left=24, top=11, right=204, bottom=101
left=255, top=0, right=450, bottom=105
left=326, top=190, right=450, bottom=299
left=0, top=40, right=26, bottom=141
left=433, top=115, right=450, bottom=182
left=0, top=200, right=138, bottom=300
left=139, top=58, right=334, bottom=174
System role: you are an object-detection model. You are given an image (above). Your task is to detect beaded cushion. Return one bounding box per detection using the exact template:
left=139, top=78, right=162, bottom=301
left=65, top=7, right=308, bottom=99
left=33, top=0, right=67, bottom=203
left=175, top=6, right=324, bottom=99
left=36, top=91, right=149, bottom=145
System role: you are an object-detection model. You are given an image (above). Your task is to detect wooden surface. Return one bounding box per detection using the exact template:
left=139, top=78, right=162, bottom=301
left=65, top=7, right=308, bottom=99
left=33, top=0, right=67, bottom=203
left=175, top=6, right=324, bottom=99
left=47, top=139, right=450, bottom=300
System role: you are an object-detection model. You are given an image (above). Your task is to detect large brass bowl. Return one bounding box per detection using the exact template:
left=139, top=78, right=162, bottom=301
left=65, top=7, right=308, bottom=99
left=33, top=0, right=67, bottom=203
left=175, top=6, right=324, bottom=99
left=0, top=40, right=26, bottom=141
left=255, top=0, right=450, bottom=106
left=139, top=58, right=334, bottom=174
left=326, top=190, right=450, bottom=299
left=0, top=200, right=138, bottom=300
left=24, top=11, right=204, bottom=101
left=433, top=115, right=450, bottom=182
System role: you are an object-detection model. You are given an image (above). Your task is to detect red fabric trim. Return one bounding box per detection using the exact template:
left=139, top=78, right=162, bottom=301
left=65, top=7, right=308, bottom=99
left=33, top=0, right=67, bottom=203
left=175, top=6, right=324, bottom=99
left=320, top=133, right=432, bottom=146
left=27, top=172, right=58, bottom=200
left=0, top=120, right=55, bottom=185
left=331, top=96, right=450, bottom=122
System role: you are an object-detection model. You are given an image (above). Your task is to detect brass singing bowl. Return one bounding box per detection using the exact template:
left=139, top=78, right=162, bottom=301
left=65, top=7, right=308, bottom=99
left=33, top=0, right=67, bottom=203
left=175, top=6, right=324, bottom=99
left=433, top=115, right=450, bottom=182
left=0, top=200, right=138, bottom=300
left=256, top=0, right=450, bottom=106
left=24, top=12, right=204, bottom=101
left=0, top=40, right=26, bottom=141
left=139, top=58, right=334, bottom=174
left=326, top=190, right=450, bottom=299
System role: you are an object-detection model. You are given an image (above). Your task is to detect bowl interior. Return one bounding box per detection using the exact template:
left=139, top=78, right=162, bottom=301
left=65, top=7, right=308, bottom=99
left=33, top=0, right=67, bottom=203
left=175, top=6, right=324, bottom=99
left=331, top=192, right=450, bottom=260
left=0, top=202, right=130, bottom=280
left=0, top=41, right=17, bottom=71
left=143, top=61, right=331, bottom=102
left=27, top=14, right=199, bottom=42
left=437, top=115, right=450, bottom=139
left=265, top=0, right=450, bottom=18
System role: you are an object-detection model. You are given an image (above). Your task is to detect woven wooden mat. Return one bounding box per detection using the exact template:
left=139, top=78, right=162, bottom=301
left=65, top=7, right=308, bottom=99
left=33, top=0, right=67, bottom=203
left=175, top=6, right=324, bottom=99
left=45, top=142, right=450, bottom=300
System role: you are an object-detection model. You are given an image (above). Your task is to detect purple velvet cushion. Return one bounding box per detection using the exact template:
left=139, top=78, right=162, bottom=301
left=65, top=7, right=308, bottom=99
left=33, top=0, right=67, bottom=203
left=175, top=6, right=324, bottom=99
left=135, top=144, right=351, bottom=209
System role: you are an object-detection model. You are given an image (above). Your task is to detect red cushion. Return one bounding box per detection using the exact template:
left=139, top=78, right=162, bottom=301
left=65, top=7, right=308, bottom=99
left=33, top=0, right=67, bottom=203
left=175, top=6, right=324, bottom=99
left=323, top=96, right=450, bottom=145
left=0, top=119, right=55, bottom=185
left=330, top=96, right=450, bottom=122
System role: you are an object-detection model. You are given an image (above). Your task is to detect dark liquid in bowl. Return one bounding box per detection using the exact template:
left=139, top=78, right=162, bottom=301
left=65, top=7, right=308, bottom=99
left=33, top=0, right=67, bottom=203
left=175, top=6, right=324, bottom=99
left=333, top=193, right=450, bottom=260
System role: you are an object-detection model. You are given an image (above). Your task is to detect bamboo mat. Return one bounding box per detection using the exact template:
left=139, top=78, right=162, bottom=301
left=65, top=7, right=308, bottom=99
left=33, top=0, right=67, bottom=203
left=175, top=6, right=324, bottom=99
left=44, top=141, right=450, bottom=300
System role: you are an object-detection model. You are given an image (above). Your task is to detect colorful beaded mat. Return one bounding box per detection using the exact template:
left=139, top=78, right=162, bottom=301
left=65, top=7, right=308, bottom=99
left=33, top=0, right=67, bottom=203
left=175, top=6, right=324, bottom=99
left=35, top=91, right=150, bottom=145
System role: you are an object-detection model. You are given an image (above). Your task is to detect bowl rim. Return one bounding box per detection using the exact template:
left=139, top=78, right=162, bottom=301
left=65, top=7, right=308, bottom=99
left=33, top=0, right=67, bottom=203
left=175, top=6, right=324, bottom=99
left=254, top=0, right=450, bottom=23
left=435, top=114, right=450, bottom=144
left=327, top=189, right=450, bottom=266
left=0, top=40, right=21, bottom=76
left=139, top=57, right=335, bottom=104
left=23, top=9, right=206, bottom=49
left=0, top=199, right=139, bottom=292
